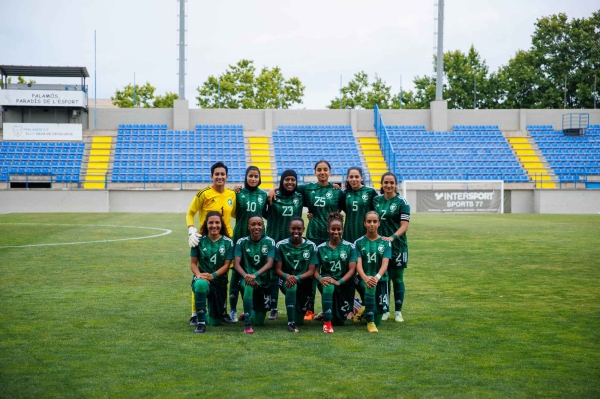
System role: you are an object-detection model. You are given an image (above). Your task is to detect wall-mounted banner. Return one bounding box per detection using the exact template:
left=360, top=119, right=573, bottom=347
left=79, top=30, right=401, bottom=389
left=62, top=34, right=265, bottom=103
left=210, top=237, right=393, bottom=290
left=3, top=123, right=82, bottom=141
left=0, top=90, right=87, bottom=107
left=417, top=190, right=501, bottom=213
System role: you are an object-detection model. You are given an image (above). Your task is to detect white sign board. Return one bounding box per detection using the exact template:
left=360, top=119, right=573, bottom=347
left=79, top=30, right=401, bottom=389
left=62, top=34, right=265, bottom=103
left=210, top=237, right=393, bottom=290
left=3, top=123, right=82, bottom=141
left=0, top=90, right=87, bottom=107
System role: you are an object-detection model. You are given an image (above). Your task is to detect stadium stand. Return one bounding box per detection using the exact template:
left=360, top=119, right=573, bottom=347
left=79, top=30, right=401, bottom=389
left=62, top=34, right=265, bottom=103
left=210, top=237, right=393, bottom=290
left=272, top=125, right=363, bottom=178
left=111, top=124, right=246, bottom=183
left=385, top=125, right=529, bottom=182
left=529, top=124, right=600, bottom=184
left=0, top=141, right=85, bottom=183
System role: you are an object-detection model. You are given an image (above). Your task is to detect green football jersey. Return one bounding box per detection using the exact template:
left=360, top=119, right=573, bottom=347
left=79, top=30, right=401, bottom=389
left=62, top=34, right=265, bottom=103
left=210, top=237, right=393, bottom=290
left=316, top=240, right=358, bottom=280
left=190, top=235, right=234, bottom=288
left=297, top=183, right=343, bottom=242
left=341, top=185, right=377, bottom=243
left=233, top=188, right=267, bottom=242
left=264, top=190, right=304, bottom=243
left=275, top=238, right=318, bottom=275
left=354, top=235, right=391, bottom=281
left=373, top=194, right=411, bottom=254
left=234, top=235, right=276, bottom=288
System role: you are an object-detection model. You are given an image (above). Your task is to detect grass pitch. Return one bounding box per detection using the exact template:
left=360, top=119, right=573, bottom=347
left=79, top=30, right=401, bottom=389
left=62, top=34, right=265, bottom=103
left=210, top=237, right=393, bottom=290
left=0, top=213, right=599, bottom=398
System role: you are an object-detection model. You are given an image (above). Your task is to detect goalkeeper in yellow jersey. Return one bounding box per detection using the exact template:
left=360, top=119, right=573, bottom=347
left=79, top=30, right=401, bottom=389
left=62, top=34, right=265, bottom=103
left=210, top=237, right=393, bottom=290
left=186, top=161, right=236, bottom=326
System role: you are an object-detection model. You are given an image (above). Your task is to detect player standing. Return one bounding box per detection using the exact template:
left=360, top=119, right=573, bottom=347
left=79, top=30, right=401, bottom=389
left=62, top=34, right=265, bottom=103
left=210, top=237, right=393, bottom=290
left=373, top=172, right=410, bottom=322
left=354, top=211, right=391, bottom=333
left=186, top=162, right=236, bottom=326
left=274, top=217, right=318, bottom=333
left=229, top=166, right=267, bottom=322
left=232, top=216, right=276, bottom=334
left=340, top=166, right=377, bottom=243
left=296, top=160, right=344, bottom=320
left=314, top=212, right=357, bottom=333
left=263, top=169, right=304, bottom=320
left=189, top=212, right=234, bottom=333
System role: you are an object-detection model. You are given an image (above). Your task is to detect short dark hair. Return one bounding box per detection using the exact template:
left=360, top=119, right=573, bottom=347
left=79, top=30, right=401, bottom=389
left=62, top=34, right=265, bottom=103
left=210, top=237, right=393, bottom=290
left=211, top=161, right=228, bottom=176
left=314, top=159, right=331, bottom=171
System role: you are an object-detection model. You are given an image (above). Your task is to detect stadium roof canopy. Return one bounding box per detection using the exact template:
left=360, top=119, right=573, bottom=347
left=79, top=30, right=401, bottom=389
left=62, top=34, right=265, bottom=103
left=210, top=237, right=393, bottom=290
left=0, top=65, right=89, bottom=78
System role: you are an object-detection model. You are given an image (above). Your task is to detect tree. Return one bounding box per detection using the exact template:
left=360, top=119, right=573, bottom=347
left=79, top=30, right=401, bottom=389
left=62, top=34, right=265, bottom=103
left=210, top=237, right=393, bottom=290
left=153, top=92, right=179, bottom=108
left=111, top=82, right=156, bottom=108
left=0, top=76, right=36, bottom=89
left=327, top=72, right=397, bottom=109
left=195, top=60, right=305, bottom=109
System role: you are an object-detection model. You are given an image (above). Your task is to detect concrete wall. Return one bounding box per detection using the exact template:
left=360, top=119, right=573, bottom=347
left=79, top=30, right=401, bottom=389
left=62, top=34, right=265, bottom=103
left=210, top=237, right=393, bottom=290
left=533, top=189, right=600, bottom=214
left=109, top=190, right=193, bottom=212
left=272, top=110, right=350, bottom=129
left=378, top=110, right=431, bottom=130
left=189, top=109, right=265, bottom=130
left=95, top=108, right=173, bottom=130
left=510, top=190, right=534, bottom=214
left=0, top=190, right=109, bottom=212
left=448, top=109, right=520, bottom=131
left=2, top=188, right=598, bottom=214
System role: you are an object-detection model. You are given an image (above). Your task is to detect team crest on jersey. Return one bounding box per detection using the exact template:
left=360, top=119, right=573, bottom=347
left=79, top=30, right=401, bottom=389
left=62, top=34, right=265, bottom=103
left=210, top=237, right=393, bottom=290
left=302, top=251, right=310, bottom=259
left=293, top=198, right=300, bottom=205
left=326, top=192, right=333, bottom=199
left=228, top=199, right=233, bottom=207
left=258, top=197, right=263, bottom=204
left=219, top=246, right=225, bottom=255
left=362, top=194, right=369, bottom=201
left=390, top=204, right=397, bottom=211
left=261, top=245, right=269, bottom=254
left=377, top=245, right=385, bottom=254
left=340, top=251, right=347, bottom=260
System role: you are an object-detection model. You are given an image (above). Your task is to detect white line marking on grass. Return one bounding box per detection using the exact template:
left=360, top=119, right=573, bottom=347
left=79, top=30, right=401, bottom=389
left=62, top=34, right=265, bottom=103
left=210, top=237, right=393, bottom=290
left=0, top=223, right=172, bottom=249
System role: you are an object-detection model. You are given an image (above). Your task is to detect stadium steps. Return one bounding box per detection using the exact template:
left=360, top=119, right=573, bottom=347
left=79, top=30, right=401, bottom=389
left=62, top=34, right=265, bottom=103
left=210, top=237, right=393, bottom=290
left=357, top=136, right=387, bottom=185
left=507, top=137, right=556, bottom=189
left=83, top=136, right=112, bottom=189
left=247, top=136, right=275, bottom=189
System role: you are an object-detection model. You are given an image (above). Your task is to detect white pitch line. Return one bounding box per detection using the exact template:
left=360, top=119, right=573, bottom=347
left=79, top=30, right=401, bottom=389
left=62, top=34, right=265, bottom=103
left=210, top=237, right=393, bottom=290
left=0, top=223, right=172, bottom=249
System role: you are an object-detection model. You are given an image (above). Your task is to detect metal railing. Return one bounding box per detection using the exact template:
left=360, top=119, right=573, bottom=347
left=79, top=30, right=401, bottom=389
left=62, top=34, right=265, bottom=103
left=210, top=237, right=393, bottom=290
left=374, top=105, right=397, bottom=175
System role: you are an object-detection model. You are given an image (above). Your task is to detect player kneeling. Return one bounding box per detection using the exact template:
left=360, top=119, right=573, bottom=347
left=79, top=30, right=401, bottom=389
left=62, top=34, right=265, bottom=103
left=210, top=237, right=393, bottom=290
left=315, top=213, right=357, bottom=333
left=190, top=212, right=234, bottom=333
left=354, top=211, right=391, bottom=333
left=275, top=217, right=318, bottom=333
left=233, top=216, right=276, bottom=334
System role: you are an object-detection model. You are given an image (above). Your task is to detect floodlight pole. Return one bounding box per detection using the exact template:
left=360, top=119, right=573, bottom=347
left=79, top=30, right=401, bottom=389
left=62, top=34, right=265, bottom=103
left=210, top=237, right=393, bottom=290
left=218, top=76, right=220, bottom=109
left=399, top=75, right=403, bottom=109
left=435, top=0, right=444, bottom=100
left=178, top=0, right=186, bottom=99
left=339, top=75, right=342, bottom=109
left=474, top=75, right=476, bottom=109
left=594, top=75, right=597, bottom=109
left=94, top=29, right=97, bottom=130
left=134, top=72, right=136, bottom=107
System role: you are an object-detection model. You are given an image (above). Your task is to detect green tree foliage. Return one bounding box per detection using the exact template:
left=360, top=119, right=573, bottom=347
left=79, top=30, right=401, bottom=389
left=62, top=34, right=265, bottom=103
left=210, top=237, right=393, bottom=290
left=341, top=11, right=599, bottom=110
left=196, top=60, right=305, bottom=109
left=0, top=76, right=36, bottom=89
left=111, top=83, right=178, bottom=108
left=328, top=72, right=412, bottom=109
left=153, top=92, right=179, bottom=108
left=499, top=11, right=600, bottom=108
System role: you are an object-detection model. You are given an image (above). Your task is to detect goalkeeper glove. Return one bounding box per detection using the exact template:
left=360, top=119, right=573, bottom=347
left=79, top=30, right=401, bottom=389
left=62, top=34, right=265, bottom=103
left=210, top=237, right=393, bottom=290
left=188, top=226, right=200, bottom=247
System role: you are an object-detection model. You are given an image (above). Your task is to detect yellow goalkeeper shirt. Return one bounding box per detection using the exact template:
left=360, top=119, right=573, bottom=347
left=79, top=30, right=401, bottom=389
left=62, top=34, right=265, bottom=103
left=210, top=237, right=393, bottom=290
left=186, top=186, right=236, bottom=238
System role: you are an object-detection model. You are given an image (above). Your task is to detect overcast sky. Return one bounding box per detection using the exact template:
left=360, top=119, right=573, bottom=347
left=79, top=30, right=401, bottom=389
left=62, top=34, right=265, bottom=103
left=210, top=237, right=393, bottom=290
left=1, top=0, right=597, bottom=109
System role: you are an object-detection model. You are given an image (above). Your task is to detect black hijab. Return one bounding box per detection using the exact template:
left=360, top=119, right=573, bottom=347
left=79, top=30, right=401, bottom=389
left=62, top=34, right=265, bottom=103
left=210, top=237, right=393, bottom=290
left=278, top=169, right=297, bottom=197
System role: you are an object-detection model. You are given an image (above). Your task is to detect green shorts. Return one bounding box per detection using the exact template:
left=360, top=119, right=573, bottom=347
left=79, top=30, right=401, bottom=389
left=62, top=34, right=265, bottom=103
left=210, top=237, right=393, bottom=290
left=391, top=250, right=408, bottom=269
left=191, top=277, right=228, bottom=320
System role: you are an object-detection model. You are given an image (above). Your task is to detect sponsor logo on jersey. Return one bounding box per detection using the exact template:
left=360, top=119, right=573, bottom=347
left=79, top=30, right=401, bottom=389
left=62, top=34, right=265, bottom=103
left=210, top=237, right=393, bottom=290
left=203, top=248, right=207, bottom=251
left=323, top=255, right=329, bottom=260
left=241, top=194, right=246, bottom=199
left=340, top=251, right=347, bottom=260
left=302, top=251, right=310, bottom=259
left=326, top=192, right=333, bottom=199
left=246, top=249, right=251, bottom=252
left=377, top=244, right=385, bottom=254
left=261, top=245, right=269, bottom=254
left=219, top=246, right=225, bottom=255
left=228, top=199, right=233, bottom=207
